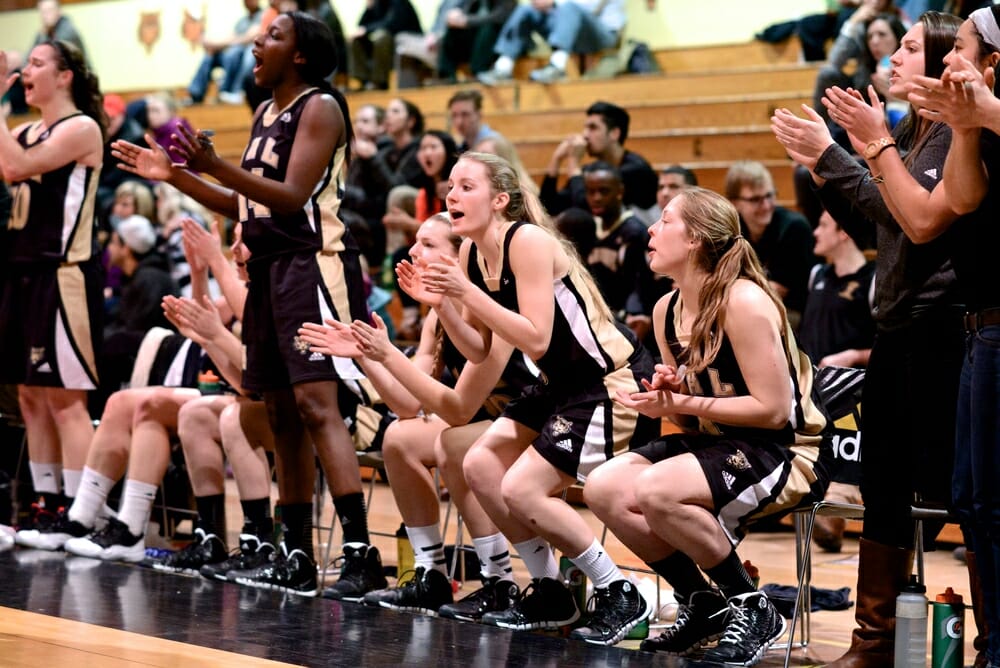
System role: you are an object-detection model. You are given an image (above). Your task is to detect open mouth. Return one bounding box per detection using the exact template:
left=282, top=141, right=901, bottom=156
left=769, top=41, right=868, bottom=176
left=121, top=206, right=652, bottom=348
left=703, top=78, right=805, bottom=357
left=449, top=209, right=465, bottom=220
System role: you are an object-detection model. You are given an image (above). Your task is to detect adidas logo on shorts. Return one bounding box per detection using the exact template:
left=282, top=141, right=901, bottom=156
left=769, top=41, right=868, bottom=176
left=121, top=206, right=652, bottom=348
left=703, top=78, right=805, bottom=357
left=308, top=352, right=325, bottom=362
left=554, top=438, right=574, bottom=452
left=722, top=471, right=735, bottom=490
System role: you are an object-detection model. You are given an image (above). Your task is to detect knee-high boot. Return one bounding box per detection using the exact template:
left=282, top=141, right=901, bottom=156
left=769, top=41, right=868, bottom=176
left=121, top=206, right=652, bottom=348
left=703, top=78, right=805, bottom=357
left=967, top=551, right=989, bottom=668
left=827, top=537, right=915, bottom=667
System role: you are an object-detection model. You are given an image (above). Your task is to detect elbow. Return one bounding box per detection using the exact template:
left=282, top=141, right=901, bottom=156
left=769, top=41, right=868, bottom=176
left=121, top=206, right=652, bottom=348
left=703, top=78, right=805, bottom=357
left=761, top=404, right=792, bottom=431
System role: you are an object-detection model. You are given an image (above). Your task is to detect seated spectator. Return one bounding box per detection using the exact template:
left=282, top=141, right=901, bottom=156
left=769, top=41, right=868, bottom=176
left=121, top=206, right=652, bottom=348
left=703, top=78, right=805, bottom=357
left=97, top=94, right=148, bottom=222
left=575, top=161, right=666, bottom=346
left=103, top=181, right=157, bottom=310
left=2, top=0, right=87, bottom=116
left=798, top=208, right=874, bottom=553
left=725, top=161, right=816, bottom=327
left=349, top=0, right=423, bottom=91
left=477, top=0, right=625, bottom=85
left=101, top=215, right=180, bottom=401
left=184, top=0, right=262, bottom=105
left=540, top=101, right=659, bottom=223
left=814, top=10, right=907, bottom=143
left=448, top=89, right=500, bottom=152
left=437, top=0, right=515, bottom=83
left=656, top=165, right=698, bottom=215
left=144, top=93, right=196, bottom=165
left=345, top=103, right=389, bottom=268
left=798, top=0, right=896, bottom=63
left=473, top=133, right=539, bottom=196
left=350, top=98, right=425, bottom=266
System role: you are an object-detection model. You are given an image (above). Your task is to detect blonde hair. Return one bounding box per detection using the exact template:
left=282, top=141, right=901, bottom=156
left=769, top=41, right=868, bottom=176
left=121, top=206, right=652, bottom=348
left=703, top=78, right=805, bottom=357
left=460, top=152, right=613, bottom=323
left=114, top=181, right=156, bottom=222
left=473, top=134, right=539, bottom=197
left=677, top=187, right=788, bottom=373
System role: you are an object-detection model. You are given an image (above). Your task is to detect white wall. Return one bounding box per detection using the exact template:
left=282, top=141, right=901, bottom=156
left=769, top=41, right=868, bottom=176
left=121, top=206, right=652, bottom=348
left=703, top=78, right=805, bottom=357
left=0, top=0, right=828, bottom=93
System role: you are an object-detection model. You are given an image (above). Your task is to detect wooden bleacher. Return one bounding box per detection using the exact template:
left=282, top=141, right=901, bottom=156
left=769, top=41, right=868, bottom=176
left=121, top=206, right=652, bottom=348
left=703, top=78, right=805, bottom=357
left=167, top=39, right=816, bottom=203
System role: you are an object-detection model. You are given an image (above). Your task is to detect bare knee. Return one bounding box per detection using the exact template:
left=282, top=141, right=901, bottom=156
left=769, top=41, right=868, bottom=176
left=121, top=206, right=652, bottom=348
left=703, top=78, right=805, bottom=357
left=634, top=467, right=677, bottom=516
left=292, top=383, right=341, bottom=433
left=500, top=472, right=535, bottom=520
left=133, top=391, right=180, bottom=427
left=178, top=400, right=213, bottom=443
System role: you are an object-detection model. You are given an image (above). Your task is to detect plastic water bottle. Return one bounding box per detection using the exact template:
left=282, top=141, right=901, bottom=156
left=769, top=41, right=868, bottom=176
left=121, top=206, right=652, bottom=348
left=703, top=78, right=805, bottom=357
left=559, top=556, right=588, bottom=615
left=197, top=370, right=220, bottom=395
left=931, top=587, right=964, bottom=668
left=395, top=523, right=414, bottom=578
left=895, top=575, right=929, bottom=668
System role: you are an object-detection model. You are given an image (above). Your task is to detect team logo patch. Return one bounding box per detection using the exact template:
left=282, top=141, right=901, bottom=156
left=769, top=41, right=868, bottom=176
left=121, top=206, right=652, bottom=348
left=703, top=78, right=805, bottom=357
left=725, top=451, right=751, bottom=471
left=281, top=112, right=292, bottom=123
left=551, top=415, right=572, bottom=436
left=293, top=336, right=310, bottom=355
left=30, top=347, right=45, bottom=365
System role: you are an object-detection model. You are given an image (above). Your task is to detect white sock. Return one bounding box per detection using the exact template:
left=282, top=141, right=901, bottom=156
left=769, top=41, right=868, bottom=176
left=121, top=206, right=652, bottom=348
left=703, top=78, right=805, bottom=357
left=494, top=56, right=514, bottom=76
left=68, top=467, right=115, bottom=527
left=473, top=532, right=513, bottom=579
left=572, top=537, right=623, bottom=589
left=117, top=479, right=158, bottom=537
left=513, top=537, right=560, bottom=580
left=405, top=524, right=447, bottom=575
left=29, top=461, right=61, bottom=495
left=549, top=50, right=569, bottom=72
left=62, top=469, right=82, bottom=498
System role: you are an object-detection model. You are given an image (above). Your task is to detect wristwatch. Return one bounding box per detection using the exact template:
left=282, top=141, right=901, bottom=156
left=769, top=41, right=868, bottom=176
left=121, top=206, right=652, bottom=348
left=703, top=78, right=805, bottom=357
left=864, top=137, right=897, bottom=159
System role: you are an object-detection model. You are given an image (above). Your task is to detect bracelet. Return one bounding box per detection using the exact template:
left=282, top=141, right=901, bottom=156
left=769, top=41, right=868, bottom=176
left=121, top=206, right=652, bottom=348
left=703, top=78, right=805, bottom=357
left=871, top=174, right=885, bottom=184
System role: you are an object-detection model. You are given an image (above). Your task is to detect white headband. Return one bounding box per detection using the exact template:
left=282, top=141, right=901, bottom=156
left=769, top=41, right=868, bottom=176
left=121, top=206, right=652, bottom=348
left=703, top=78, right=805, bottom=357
left=971, top=8, right=1000, bottom=52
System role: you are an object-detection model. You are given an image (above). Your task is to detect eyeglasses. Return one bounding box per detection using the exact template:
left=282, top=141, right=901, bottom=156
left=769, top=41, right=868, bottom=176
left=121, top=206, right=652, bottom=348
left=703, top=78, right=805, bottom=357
left=735, top=191, right=775, bottom=206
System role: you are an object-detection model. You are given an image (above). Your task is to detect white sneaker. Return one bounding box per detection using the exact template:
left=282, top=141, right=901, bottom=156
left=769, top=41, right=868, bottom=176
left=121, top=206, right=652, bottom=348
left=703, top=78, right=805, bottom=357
left=65, top=517, right=145, bottom=563
left=217, top=91, right=245, bottom=105
left=0, top=524, right=15, bottom=552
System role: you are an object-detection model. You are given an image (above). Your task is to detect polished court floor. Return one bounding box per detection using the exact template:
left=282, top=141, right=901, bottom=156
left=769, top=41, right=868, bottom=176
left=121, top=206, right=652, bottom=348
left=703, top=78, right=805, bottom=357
left=0, top=480, right=979, bottom=667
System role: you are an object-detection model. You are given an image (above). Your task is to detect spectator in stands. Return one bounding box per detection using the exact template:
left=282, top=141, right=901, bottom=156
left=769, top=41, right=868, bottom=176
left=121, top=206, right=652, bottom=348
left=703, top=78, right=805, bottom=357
left=448, top=89, right=499, bottom=152
left=437, top=0, right=515, bottom=83
left=473, top=133, right=538, bottom=196
left=351, top=98, right=425, bottom=266
left=184, top=0, right=262, bottom=105
left=477, top=0, right=625, bottom=85
left=2, top=0, right=87, bottom=116
left=100, top=215, right=180, bottom=404
left=575, top=161, right=666, bottom=346
left=798, top=208, right=874, bottom=554
left=656, top=165, right=698, bottom=214
left=814, top=10, right=907, bottom=144
left=348, top=0, right=423, bottom=91
left=798, top=0, right=897, bottom=63
left=345, top=103, right=389, bottom=268
left=144, top=93, right=196, bottom=167
left=725, top=161, right=816, bottom=326
left=540, top=101, right=659, bottom=223
left=97, top=95, right=148, bottom=222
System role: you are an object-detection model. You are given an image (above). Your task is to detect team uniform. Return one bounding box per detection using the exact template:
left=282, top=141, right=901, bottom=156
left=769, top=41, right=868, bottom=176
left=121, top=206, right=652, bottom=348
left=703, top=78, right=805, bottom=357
left=466, top=221, right=660, bottom=482
left=0, top=114, right=103, bottom=390
left=237, top=88, right=370, bottom=396
left=632, top=291, right=831, bottom=544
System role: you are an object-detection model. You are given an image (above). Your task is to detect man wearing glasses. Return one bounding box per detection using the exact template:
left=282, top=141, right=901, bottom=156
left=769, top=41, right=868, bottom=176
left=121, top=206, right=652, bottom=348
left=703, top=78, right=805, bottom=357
left=725, top=160, right=817, bottom=329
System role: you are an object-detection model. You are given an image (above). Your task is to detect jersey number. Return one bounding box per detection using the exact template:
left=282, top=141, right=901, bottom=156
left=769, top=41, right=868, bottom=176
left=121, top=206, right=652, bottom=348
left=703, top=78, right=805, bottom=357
left=238, top=136, right=281, bottom=222
left=7, top=183, right=30, bottom=231
left=686, top=368, right=736, bottom=398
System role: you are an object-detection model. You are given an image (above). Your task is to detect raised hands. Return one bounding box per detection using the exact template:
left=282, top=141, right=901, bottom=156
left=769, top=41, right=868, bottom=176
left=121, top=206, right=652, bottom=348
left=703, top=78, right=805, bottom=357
left=297, top=319, right=364, bottom=359
left=112, top=133, right=175, bottom=181
left=347, top=313, right=395, bottom=363
left=396, top=258, right=442, bottom=307
left=771, top=104, right=837, bottom=171
left=0, top=51, right=19, bottom=99
left=162, top=294, right=225, bottom=345
left=909, top=55, right=998, bottom=131
left=612, top=363, right=687, bottom=418
left=167, top=124, right=220, bottom=173
left=181, top=217, right=224, bottom=273
left=422, top=253, right=472, bottom=299
left=822, top=85, right=891, bottom=156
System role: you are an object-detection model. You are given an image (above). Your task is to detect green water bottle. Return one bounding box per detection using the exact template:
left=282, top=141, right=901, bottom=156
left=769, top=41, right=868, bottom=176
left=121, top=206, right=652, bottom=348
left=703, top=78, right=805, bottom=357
left=559, top=556, right=588, bottom=615
left=931, top=587, right=964, bottom=668
left=625, top=617, right=650, bottom=640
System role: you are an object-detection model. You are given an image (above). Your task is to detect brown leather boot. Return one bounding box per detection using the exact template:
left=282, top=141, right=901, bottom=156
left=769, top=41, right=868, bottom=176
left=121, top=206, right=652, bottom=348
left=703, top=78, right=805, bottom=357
left=827, top=537, right=914, bottom=667
left=966, top=551, right=989, bottom=668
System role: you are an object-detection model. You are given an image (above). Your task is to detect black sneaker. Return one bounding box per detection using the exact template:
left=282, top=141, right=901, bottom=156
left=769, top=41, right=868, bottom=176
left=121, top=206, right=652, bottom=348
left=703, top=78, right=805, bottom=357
left=570, top=579, right=651, bottom=645
left=322, top=543, right=388, bottom=602
left=202, top=534, right=275, bottom=582
left=64, top=517, right=145, bottom=562
left=363, top=566, right=454, bottom=615
left=701, top=591, right=787, bottom=666
left=152, top=528, right=227, bottom=575
left=15, top=507, right=91, bottom=551
left=439, top=576, right=521, bottom=622
left=481, top=576, right=580, bottom=630
left=640, top=589, right=728, bottom=655
left=232, top=542, right=318, bottom=597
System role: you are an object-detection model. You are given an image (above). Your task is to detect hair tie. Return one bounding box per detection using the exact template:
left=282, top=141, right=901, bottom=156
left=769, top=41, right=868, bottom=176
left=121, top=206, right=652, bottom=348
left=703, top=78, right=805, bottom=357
left=733, top=234, right=744, bottom=241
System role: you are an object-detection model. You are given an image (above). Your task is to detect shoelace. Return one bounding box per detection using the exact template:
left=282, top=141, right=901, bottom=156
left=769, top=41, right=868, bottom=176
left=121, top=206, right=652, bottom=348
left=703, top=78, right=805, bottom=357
left=660, top=604, right=694, bottom=639
left=714, top=599, right=750, bottom=645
